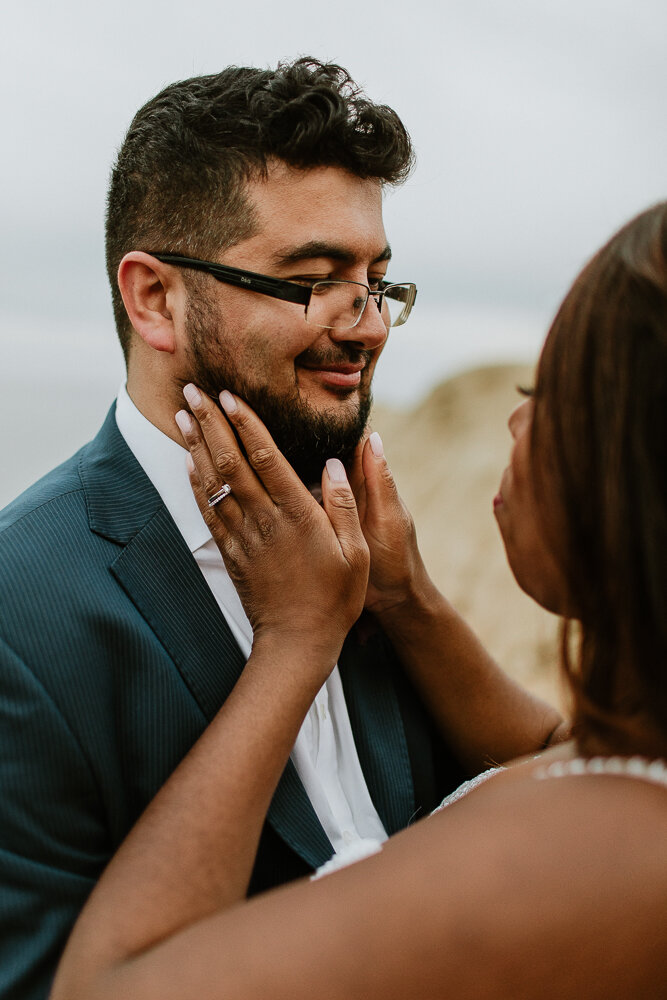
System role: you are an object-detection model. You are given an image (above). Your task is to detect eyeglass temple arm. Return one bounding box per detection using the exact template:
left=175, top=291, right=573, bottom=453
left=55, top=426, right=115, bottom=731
left=151, top=254, right=311, bottom=306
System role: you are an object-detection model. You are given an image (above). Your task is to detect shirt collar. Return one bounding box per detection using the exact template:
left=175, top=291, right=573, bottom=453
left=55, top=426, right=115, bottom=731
left=114, top=384, right=212, bottom=553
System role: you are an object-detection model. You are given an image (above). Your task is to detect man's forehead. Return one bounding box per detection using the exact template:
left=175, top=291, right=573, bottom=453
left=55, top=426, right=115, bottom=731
left=235, top=163, right=389, bottom=264
left=245, top=163, right=384, bottom=225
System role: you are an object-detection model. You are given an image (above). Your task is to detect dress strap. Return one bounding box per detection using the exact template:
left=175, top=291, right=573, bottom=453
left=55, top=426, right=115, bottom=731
left=432, top=766, right=506, bottom=813
left=534, top=755, right=667, bottom=788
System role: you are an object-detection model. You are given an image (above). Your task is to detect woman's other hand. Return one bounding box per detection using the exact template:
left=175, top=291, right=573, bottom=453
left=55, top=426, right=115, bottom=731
left=350, top=430, right=430, bottom=618
left=176, top=386, right=369, bottom=664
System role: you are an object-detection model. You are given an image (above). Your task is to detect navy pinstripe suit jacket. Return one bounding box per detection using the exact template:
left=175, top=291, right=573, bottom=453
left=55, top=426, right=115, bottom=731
left=0, top=405, right=463, bottom=999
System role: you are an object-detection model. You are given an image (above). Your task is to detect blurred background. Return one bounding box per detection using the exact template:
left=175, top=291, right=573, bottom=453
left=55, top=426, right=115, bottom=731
left=1, top=0, right=665, bottom=698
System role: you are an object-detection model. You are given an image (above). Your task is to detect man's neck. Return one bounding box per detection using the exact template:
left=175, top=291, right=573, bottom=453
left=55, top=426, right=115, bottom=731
left=125, top=373, right=185, bottom=445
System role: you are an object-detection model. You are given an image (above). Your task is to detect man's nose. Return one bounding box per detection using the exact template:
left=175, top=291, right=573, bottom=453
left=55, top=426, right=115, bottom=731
left=329, top=295, right=388, bottom=350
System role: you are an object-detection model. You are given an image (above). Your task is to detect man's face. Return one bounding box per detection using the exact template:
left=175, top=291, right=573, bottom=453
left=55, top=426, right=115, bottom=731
left=181, top=163, right=391, bottom=483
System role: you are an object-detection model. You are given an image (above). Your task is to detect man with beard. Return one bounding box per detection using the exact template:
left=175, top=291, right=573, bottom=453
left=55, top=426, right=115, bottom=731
left=0, top=59, right=465, bottom=999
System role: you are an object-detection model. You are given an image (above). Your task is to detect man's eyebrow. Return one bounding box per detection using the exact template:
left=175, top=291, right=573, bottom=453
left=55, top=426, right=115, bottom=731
left=271, top=241, right=392, bottom=267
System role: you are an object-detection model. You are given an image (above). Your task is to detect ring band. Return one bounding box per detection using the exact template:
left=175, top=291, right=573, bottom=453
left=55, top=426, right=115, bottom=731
left=207, top=484, right=232, bottom=507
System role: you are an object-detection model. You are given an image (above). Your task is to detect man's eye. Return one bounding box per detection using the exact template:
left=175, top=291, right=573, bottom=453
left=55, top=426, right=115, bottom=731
left=368, top=277, right=386, bottom=291
left=289, top=276, right=325, bottom=287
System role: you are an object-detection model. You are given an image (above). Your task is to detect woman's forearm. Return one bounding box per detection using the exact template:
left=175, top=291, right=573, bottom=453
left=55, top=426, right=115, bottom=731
left=374, top=572, right=567, bottom=773
left=356, top=435, right=567, bottom=773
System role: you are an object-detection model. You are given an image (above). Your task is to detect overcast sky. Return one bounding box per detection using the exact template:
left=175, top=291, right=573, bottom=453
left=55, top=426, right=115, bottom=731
left=1, top=0, right=666, bottom=498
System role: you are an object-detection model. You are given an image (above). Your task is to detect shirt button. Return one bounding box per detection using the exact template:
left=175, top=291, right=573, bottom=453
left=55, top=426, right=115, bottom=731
left=342, top=830, right=356, bottom=845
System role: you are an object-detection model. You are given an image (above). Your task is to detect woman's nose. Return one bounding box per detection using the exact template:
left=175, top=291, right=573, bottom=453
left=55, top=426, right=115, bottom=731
left=508, top=398, right=532, bottom=439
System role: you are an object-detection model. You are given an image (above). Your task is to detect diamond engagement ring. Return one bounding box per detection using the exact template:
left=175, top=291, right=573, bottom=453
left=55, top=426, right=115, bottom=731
left=207, top=484, right=232, bottom=507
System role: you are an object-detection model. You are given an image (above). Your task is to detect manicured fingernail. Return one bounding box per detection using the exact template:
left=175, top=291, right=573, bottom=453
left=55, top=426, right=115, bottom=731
left=175, top=409, right=193, bottom=435
left=185, top=452, right=195, bottom=473
left=369, top=431, right=384, bottom=458
left=326, top=458, right=348, bottom=483
left=219, top=390, right=237, bottom=414
left=183, top=383, right=202, bottom=407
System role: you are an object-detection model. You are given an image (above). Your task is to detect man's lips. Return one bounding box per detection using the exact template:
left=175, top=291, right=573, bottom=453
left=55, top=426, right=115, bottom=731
left=298, top=361, right=365, bottom=388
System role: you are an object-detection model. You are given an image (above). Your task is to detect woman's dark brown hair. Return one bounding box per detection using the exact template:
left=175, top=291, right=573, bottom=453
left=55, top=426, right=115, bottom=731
left=532, top=202, right=667, bottom=755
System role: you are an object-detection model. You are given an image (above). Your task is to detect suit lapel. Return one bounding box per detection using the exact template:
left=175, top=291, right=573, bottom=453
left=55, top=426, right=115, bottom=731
left=265, top=763, right=334, bottom=869
left=110, top=509, right=248, bottom=714
left=109, top=481, right=333, bottom=867
left=81, top=406, right=333, bottom=868
left=339, top=622, right=415, bottom=835
left=81, top=406, right=246, bottom=713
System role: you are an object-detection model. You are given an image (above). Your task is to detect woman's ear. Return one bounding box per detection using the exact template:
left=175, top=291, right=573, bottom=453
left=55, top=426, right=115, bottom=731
left=117, top=252, right=182, bottom=354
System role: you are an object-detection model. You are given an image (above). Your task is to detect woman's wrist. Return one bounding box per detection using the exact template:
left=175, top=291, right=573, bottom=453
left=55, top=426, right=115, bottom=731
left=250, top=626, right=346, bottom=677
left=370, top=564, right=446, bottom=633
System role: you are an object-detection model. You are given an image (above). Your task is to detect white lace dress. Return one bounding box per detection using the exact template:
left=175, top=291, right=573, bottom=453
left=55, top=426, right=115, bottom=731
left=312, top=755, right=667, bottom=879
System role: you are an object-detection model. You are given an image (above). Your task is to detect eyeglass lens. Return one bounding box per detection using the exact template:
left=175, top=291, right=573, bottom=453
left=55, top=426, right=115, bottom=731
left=305, top=281, right=413, bottom=330
left=382, top=285, right=414, bottom=328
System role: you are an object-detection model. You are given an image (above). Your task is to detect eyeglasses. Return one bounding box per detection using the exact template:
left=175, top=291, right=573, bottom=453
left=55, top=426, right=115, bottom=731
left=149, top=252, right=417, bottom=331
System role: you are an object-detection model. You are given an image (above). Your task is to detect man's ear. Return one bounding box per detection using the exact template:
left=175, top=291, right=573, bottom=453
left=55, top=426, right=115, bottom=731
left=117, top=252, right=182, bottom=354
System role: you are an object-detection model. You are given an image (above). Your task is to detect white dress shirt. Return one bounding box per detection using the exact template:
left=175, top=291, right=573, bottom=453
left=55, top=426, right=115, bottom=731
left=115, top=386, right=387, bottom=857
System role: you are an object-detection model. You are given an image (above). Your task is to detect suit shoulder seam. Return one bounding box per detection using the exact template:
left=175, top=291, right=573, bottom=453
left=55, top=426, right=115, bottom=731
left=0, top=483, right=86, bottom=536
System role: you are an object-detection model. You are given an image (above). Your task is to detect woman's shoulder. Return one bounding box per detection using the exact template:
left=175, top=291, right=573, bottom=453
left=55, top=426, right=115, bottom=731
left=213, top=749, right=666, bottom=1000
left=426, top=745, right=667, bottom=872
left=374, top=749, right=667, bottom=996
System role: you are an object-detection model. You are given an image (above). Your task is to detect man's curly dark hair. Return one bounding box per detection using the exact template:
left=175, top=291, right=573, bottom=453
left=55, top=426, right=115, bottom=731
left=105, top=57, right=414, bottom=357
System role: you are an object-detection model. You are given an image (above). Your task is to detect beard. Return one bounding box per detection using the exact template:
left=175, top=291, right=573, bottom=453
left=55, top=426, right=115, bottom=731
left=183, top=289, right=373, bottom=485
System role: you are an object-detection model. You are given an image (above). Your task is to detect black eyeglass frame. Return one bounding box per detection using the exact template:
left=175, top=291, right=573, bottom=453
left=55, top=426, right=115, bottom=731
left=148, top=252, right=417, bottom=328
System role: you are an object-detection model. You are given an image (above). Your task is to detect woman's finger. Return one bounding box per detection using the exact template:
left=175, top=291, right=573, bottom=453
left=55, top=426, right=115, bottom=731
left=175, top=409, right=243, bottom=541
left=175, top=408, right=235, bottom=506
left=185, top=452, right=236, bottom=543
left=357, top=429, right=423, bottom=615
left=181, top=384, right=267, bottom=504
left=321, top=459, right=369, bottom=577
left=217, top=390, right=313, bottom=513
left=347, top=427, right=370, bottom=501
left=360, top=431, right=404, bottom=526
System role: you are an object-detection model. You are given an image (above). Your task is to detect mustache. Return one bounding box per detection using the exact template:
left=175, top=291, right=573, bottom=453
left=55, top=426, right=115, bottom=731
left=295, top=346, right=373, bottom=368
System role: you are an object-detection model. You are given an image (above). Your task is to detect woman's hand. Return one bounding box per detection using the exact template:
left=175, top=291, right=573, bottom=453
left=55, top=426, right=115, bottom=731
left=175, top=385, right=369, bottom=665
left=349, top=430, right=431, bottom=618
